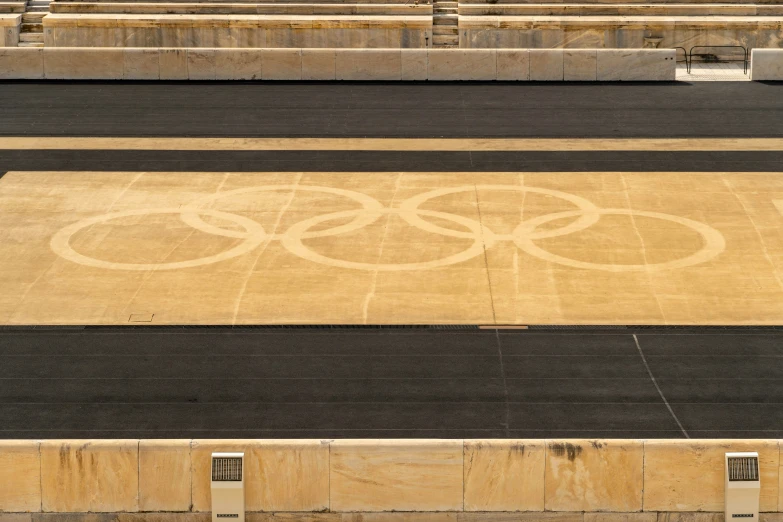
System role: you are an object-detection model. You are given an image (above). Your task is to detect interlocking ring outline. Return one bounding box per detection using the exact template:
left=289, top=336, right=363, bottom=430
left=50, top=208, right=267, bottom=271
left=49, top=184, right=727, bottom=272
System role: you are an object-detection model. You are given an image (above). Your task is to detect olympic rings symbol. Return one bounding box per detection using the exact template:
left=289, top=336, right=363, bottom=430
left=50, top=184, right=726, bottom=272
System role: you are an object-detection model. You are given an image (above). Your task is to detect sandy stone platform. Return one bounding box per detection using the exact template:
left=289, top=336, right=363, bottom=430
left=1, top=170, right=782, bottom=325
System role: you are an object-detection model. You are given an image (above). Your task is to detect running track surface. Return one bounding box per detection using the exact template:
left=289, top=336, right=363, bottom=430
left=1, top=80, right=782, bottom=439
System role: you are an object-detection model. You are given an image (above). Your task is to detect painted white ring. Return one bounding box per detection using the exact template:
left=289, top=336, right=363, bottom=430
left=280, top=207, right=487, bottom=271
left=50, top=208, right=267, bottom=271
left=398, top=184, right=601, bottom=242
left=512, top=208, right=726, bottom=272
left=181, top=185, right=384, bottom=240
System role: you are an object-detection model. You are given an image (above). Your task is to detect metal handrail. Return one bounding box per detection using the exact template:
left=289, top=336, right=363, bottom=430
left=688, top=45, right=748, bottom=74
left=674, top=46, right=688, bottom=71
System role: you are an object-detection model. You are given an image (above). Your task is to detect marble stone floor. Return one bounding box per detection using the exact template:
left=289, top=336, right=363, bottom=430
left=677, top=62, right=750, bottom=82
left=2, top=167, right=783, bottom=325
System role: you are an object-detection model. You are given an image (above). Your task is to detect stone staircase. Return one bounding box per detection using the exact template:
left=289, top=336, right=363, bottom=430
left=18, top=0, right=49, bottom=46
left=432, top=0, right=458, bottom=47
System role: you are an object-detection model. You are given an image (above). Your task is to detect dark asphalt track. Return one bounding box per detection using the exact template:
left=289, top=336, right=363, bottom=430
left=0, top=81, right=781, bottom=138
left=0, top=327, right=781, bottom=439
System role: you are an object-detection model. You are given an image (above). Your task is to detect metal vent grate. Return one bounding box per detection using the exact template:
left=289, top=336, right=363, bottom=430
left=728, top=456, right=759, bottom=481
left=212, top=457, right=242, bottom=482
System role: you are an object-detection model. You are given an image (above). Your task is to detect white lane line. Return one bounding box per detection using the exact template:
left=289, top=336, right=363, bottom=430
left=633, top=334, right=690, bottom=439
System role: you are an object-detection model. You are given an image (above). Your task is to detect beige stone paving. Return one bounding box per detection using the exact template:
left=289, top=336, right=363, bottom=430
left=2, top=170, right=783, bottom=325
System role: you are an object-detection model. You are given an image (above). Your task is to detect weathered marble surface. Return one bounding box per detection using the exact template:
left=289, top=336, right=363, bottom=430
left=530, top=49, right=564, bottom=80
left=644, top=440, right=780, bottom=512
left=159, top=48, right=188, bottom=79
left=330, top=440, right=463, bottom=512
left=0, top=48, right=44, bottom=79
left=191, top=440, right=329, bottom=512
left=545, top=440, right=644, bottom=512
left=0, top=441, right=40, bottom=512
left=187, top=48, right=217, bottom=79
left=459, top=16, right=783, bottom=52
left=597, top=49, right=675, bottom=80
left=43, top=47, right=124, bottom=79
left=401, top=48, right=427, bottom=79
left=262, top=48, right=302, bottom=79
left=214, top=48, right=263, bottom=79
left=40, top=440, right=139, bottom=513
left=497, top=49, right=530, bottom=80
left=303, top=48, right=336, bottom=79
left=43, top=14, right=431, bottom=48
left=428, top=49, right=496, bottom=80
left=336, top=49, right=402, bottom=80
left=751, top=49, right=783, bottom=80
left=564, top=49, right=597, bottom=80
left=463, top=440, right=546, bottom=511
left=138, top=440, right=191, bottom=512
left=123, top=48, right=159, bottom=79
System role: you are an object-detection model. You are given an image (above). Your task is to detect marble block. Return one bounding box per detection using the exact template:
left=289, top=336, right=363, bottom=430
left=330, top=440, right=463, bottom=512
left=262, top=49, right=301, bottom=80
left=0, top=441, right=41, bottom=512
left=191, top=440, right=329, bottom=512
left=596, top=49, right=675, bottom=81
left=139, top=440, right=191, bottom=512
left=463, top=440, right=545, bottom=511
left=40, top=440, right=139, bottom=513
left=751, top=49, right=783, bottom=81
left=427, top=50, right=495, bottom=81
left=214, top=49, right=263, bottom=80
left=43, top=48, right=123, bottom=80
left=497, top=50, right=530, bottom=81
left=564, top=49, right=597, bottom=81
left=0, top=48, right=44, bottom=79
left=123, top=48, right=159, bottom=80
left=530, top=50, right=564, bottom=81
left=644, top=440, right=780, bottom=512
left=336, top=49, right=401, bottom=80
left=159, top=48, right=188, bottom=80
left=187, top=49, right=216, bottom=80
left=302, top=49, right=336, bottom=80
left=545, top=440, right=644, bottom=512
left=401, top=49, right=427, bottom=80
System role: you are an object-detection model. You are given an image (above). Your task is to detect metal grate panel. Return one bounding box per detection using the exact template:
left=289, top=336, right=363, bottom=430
left=728, top=456, right=759, bottom=481
left=212, top=457, right=243, bottom=482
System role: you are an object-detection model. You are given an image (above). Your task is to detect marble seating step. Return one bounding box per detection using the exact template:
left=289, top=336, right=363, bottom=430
left=21, top=11, right=45, bottom=20
left=433, top=12, right=457, bottom=22
left=20, top=21, right=43, bottom=30
left=433, top=23, right=457, bottom=33
left=0, top=1, right=26, bottom=11
left=459, top=3, right=783, bottom=13
left=50, top=1, right=431, bottom=12
left=18, top=31, right=43, bottom=41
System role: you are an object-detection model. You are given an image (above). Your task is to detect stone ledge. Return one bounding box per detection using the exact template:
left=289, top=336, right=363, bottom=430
left=0, top=440, right=781, bottom=513
left=0, top=47, right=677, bottom=81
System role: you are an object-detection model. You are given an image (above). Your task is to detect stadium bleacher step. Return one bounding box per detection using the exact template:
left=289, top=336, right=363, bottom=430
left=16, top=0, right=49, bottom=46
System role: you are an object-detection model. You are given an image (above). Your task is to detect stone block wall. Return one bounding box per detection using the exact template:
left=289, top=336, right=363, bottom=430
left=458, top=16, right=783, bottom=53
left=0, top=47, right=677, bottom=80
left=0, top=439, right=781, bottom=517
left=42, top=14, right=431, bottom=49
